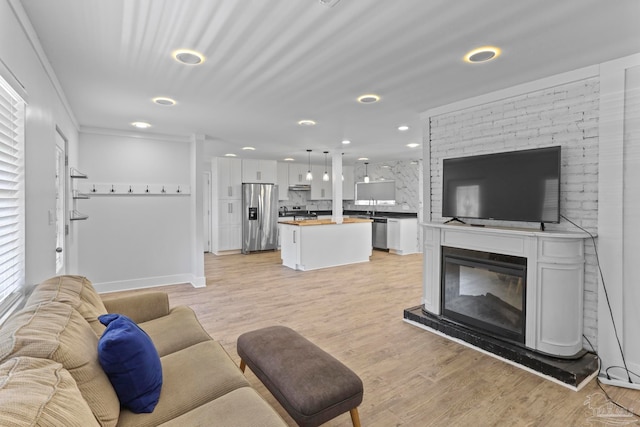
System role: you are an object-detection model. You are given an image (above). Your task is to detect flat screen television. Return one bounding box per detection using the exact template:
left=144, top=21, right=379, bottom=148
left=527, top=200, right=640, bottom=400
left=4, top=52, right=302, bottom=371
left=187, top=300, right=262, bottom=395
left=441, top=146, right=561, bottom=224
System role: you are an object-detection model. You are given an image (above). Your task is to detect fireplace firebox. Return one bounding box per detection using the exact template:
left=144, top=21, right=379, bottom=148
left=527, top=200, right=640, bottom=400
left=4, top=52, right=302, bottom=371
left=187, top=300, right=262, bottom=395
left=441, top=246, right=526, bottom=344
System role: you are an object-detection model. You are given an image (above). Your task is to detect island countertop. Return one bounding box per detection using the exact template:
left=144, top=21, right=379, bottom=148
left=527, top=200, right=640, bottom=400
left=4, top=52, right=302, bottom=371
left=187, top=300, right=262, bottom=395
left=279, top=218, right=372, bottom=226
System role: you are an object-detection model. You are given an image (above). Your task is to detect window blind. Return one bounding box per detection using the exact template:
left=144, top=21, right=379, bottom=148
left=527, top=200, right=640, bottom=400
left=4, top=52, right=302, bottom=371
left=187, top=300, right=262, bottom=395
left=0, top=74, right=25, bottom=311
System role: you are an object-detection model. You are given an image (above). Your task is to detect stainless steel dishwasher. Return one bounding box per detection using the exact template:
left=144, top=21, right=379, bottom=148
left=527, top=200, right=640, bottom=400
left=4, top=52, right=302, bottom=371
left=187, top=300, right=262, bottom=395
left=371, top=217, right=388, bottom=250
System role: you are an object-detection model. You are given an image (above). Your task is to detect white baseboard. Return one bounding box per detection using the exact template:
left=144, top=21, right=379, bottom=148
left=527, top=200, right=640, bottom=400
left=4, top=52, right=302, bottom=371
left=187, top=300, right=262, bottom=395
left=95, top=274, right=206, bottom=294
left=598, top=376, right=640, bottom=391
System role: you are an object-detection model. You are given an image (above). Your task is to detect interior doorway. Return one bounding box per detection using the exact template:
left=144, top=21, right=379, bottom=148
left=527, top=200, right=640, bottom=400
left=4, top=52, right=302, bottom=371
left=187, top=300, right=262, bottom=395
left=55, top=127, right=68, bottom=275
left=203, top=171, right=211, bottom=252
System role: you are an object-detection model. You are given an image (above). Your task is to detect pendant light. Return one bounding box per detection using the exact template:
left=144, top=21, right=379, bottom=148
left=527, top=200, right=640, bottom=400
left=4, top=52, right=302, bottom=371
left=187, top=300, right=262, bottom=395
left=364, top=162, right=370, bottom=183
left=306, top=149, right=313, bottom=181
left=323, top=151, right=330, bottom=181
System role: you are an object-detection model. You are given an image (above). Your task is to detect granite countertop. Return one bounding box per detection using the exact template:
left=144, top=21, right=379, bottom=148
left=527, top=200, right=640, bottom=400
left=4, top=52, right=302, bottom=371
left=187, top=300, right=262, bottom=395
left=279, top=218, right=373, bottom=226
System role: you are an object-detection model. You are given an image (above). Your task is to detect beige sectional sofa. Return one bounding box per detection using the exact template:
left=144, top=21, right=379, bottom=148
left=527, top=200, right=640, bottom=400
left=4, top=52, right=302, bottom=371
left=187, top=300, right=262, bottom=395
left=0, top=275, right=287, bottom=427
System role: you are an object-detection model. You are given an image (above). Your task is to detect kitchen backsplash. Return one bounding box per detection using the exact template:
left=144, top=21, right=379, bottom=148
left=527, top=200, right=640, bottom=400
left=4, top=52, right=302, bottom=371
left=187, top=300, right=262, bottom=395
left=278, top=160, right=420, bottom=213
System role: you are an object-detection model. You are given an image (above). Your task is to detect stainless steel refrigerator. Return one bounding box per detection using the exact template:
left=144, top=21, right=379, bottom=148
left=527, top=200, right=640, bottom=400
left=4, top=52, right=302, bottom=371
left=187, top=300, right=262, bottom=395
left=242, top=183, right=278, bottom=254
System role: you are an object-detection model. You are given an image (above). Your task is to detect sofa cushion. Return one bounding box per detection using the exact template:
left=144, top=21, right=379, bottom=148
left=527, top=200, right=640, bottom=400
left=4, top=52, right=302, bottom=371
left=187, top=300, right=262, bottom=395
left=157, top=387, right=287, bottom=427
left=98, top=314, right=162, bottom=413
left=0, top=356, right=100, bottom=427
left=116, top=340, right=251, bottom=427
left=26, top=275, right=108, bottom=336
left=138, top=305, right=213, bottom=357
left=0, top=302, right=120, bottom=427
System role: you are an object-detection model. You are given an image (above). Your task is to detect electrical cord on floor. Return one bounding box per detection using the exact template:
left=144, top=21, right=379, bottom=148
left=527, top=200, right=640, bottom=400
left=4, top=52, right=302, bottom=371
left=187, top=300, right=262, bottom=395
left=561, top=214, right=633, bottom=384
left=606, top=366, right=640, bottom=381
left=583, top=334, right=640, bottom=418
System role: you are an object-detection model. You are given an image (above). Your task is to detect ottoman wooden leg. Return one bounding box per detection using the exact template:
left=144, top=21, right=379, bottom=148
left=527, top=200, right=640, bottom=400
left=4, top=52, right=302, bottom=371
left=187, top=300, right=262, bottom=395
left=239, top=359, right=246, bottom=373
left=350, top=407, right=361, bottom=427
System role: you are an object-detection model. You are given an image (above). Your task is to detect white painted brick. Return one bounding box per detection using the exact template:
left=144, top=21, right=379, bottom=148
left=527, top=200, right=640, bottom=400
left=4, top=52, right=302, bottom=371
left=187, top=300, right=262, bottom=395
left=426, top=76, right=600, bottom=348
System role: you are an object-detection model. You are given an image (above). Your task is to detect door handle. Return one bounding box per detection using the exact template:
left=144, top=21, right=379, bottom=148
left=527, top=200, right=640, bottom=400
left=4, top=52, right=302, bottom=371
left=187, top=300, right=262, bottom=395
left=56, top=247, right=63, bottom=253
left=293, top=230, right=296, bottom=244
left=228, top=203, right=233, bottom=214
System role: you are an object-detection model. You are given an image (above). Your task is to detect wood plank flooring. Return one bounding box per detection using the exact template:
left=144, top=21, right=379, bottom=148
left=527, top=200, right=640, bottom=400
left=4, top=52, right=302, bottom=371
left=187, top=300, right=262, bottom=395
left=108, top=251, right=640, bottom=426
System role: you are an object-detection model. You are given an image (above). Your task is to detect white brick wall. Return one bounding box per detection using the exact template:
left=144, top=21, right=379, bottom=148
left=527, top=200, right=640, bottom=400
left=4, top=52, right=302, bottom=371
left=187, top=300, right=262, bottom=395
left=425, top=77, right=600, bottom=347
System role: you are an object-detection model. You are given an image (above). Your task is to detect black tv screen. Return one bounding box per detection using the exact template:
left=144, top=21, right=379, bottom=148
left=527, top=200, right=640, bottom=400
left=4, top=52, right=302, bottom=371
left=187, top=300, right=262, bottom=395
left=442, top=146, right=561, bottom=223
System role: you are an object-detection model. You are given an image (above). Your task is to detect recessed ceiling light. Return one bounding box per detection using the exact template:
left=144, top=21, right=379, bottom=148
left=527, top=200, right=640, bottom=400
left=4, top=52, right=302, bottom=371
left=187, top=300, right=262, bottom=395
left=357, top=94, right=380, bottom=104
left=152, top=97, right=176, bottom=106
left=342, top=140, right=351, bottom=145
left=358, top=157, right=369, bottom=161
left=224, top=153, right=237, bottom=157
left=131, top=121, right=151, bottom=129
left=464, top=46, right=501, bottom=63
left=284, top=157, right=295, bottom=161
left=407, top=143, right=420, bottom=148
left=382, top=165, right=391, bottom=169
left=242, top=146, right=256, bottom=151
left=398, top=125, right=410, bottom=131
left=298, top=119, right=317, bottom=126
left=172, top=49, right=205, bottom=65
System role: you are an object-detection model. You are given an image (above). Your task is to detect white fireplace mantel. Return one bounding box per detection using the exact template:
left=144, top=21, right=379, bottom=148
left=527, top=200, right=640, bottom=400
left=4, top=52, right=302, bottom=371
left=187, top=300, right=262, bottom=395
left=422, top=222, right=590, bottom=357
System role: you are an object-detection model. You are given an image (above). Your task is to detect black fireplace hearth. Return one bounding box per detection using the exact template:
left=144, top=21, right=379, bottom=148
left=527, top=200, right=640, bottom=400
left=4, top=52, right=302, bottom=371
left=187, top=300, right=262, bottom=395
left=403, top=305, right=598, bottom=388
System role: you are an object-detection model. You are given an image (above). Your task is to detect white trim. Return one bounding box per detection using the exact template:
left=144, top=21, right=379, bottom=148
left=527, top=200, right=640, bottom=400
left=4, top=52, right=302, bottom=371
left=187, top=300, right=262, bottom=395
left=80, top=126, right=191, bottom=143
left=597, top=52, right=640, bottom=374
left=403, top=318, right=597, bottom=392
left=420, top=64, right=599, bottom=119
left=94, top=274, right=206, bottom=294
left=7, top=0, right=78, bottom=130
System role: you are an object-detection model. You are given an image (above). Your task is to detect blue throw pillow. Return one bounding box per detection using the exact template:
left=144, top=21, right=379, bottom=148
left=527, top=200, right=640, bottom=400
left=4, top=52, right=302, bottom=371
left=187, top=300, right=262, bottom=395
left=97, top=313, right=162, bottom=413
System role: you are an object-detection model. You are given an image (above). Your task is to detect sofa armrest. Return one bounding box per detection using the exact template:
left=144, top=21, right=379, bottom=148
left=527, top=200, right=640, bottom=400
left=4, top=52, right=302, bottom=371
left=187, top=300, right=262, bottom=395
left=101, top=292, right=170, bottom=323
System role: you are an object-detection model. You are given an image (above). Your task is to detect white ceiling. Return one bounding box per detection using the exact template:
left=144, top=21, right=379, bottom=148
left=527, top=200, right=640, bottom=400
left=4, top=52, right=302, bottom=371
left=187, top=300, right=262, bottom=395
left=20, top=0, right=640, bottom=164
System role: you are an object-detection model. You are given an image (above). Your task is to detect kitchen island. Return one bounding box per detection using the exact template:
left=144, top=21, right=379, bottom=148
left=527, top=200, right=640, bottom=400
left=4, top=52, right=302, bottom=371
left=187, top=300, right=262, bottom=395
left=279, top=218, right=372, bottom=271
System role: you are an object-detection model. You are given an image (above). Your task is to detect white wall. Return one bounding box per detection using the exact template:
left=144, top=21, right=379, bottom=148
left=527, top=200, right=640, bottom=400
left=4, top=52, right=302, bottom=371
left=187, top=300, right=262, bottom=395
left=77, top=131, right=200, bottom=292
left=1, top=0, right=80, bottom=285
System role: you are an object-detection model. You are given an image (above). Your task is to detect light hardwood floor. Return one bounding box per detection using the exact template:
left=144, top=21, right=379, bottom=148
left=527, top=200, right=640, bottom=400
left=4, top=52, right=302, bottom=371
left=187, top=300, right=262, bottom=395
left=110, top=250, right=640, bottom=426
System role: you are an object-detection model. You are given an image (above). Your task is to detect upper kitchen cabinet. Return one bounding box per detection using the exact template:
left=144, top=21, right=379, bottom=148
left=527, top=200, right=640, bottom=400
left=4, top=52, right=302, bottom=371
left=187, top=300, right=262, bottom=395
left=310, top=165, right=332, bottom=200
left=277, top=162, right=289, bottom=200
left=342, top=165, right=355, bottom=200
left=215, top=157, right=242, bottom=200
left=242, top=159, right=277, bottom=183
left=288, top=163, right=310, bottom=186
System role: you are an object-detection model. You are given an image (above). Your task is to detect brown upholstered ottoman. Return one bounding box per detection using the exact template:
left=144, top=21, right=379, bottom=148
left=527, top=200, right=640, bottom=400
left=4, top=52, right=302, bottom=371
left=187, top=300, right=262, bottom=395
left=237, top=326, right=363, bottom=427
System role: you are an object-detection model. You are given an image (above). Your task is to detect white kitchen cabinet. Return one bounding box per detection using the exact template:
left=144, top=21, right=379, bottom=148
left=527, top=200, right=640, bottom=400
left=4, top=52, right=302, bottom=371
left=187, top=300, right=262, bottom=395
left=242, top=159, right=277, bottom=184
left=215, top=157, right=242, bottom=200
left=280, top=223, right=300, bottom=268
left=387, top=218, right=419, bottom=255
left=218, top=224, right=242, bottom=251
left=277, top=162, right=289, bottom=200
left=217, top=200, right=242, bottom=226
left=212, top=157, right=243, bottom=254
left=342, top=165, right=355, bottom=200
left=280, top=221, right=372, bottom=271
left=310, top=165, right=332, bottom=200
left=288, top=163, right=310, bottom=186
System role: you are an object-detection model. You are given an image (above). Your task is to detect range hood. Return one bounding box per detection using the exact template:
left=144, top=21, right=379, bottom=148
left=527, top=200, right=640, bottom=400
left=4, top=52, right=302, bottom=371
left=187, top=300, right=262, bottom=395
left=289, top=184, right=311, bottom=191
